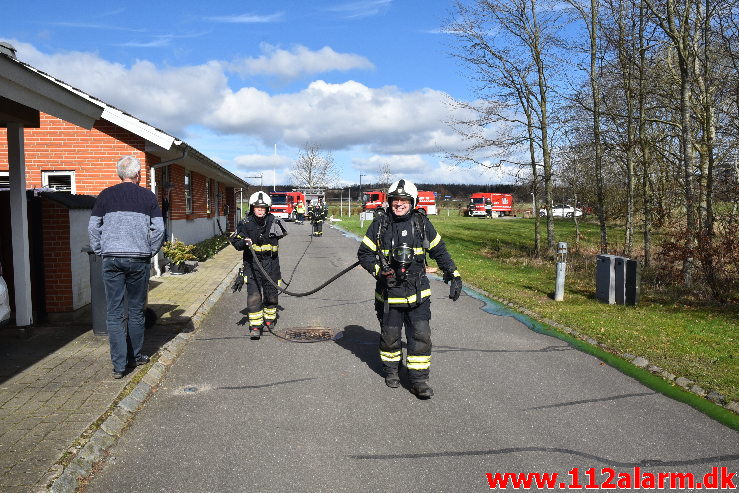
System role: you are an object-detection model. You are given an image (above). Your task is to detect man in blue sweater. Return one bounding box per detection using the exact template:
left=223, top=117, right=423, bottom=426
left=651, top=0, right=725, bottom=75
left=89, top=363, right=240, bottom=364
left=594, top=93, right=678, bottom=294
left=88, top=156, right=165, bottom=379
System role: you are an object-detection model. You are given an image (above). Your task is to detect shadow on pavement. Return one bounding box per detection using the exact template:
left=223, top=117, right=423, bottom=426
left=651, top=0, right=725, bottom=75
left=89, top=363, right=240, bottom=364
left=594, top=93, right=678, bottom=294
left=0, top=307, right=189, bottom=384
left=0, top=324, right=90, bottom=384
left=335, top=324, right=383, bottom=377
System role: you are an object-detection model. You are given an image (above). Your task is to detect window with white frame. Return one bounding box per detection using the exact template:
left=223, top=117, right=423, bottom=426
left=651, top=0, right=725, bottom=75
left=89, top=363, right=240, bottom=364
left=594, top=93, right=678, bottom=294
left=214, top=181, right=219, bottom=215
left=184, top=171, right=192, bottom=214
left=0, top=172, right=8, bottom=188
left=205, top=179, right=211, bottom=214
left=42, top=171, right=75, bottom=193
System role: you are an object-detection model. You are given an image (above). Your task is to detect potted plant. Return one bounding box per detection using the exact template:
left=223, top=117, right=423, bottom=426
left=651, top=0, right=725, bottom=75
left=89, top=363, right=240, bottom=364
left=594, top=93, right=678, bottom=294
left=161, top=239, right=197, bottom=275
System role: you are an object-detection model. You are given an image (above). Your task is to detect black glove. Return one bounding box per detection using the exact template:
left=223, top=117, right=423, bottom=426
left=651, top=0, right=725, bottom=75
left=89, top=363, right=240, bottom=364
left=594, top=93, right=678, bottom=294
left=229, top=233, right=245, bottom=251
left=444, top=272, right=463, bottom=301
left=229, top=233, right=253, bottom=252
left=232, top=269, right=245, bottom=292
left=379, top=267, right=396, bottom=287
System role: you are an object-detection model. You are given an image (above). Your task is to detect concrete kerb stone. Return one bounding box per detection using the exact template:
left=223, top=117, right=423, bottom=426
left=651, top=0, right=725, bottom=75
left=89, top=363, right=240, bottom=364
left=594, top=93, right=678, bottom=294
left=331, top=222, right=739, bottom=417
left=45, top=260, right=241, bottom=492
left=49, top=471, right=78, bottom=493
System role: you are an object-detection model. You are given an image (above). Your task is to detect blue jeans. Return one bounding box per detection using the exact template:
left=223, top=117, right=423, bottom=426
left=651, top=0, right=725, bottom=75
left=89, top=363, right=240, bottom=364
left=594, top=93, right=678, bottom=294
left=102, top=256, right=151, bottom=372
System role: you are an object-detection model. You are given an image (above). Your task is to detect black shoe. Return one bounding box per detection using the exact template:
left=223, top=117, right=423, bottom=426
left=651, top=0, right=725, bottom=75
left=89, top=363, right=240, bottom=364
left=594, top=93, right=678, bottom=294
left=127, top=355, right=150, bottom=368
left=250, top=327, right=262, bottom=340
left=385, top=374, right=400, bottom=388
left=264, top=320, right=276, bottom=331
left=410, top=381, right=434, bottom=399
left=112, top=370, right=124, bottom=379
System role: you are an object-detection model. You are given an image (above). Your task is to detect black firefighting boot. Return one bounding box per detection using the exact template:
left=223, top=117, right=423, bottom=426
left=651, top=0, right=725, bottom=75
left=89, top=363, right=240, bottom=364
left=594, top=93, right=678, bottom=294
left=410, top=381, right=434, bottom=399
left=384, top=371, right=400, bottom=388
left=249, top=325, right=262, bottom=340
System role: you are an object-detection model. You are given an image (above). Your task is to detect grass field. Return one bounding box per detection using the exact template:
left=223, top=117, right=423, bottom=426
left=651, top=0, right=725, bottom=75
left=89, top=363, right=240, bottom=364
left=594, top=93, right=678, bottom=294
left=330, top=210, right=738, bottom=405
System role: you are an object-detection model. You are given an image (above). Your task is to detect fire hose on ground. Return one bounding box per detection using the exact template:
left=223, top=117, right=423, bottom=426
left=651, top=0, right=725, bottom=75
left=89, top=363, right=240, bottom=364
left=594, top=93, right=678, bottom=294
left=234, top=241, right=360, bottom=342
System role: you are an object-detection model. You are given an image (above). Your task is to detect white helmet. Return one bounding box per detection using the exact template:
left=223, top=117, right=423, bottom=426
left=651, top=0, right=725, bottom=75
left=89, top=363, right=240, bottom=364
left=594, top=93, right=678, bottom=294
left=249, top=191, right=272, bottom=212
left=387, top=179, right=418, bottom=208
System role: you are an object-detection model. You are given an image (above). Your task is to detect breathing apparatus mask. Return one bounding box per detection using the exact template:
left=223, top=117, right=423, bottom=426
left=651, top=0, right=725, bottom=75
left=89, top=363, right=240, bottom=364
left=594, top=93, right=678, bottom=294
left=390, top=243, right=414, bottom=283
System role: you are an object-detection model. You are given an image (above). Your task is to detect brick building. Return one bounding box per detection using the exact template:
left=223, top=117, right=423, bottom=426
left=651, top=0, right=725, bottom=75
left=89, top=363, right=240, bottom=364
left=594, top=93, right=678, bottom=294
left=0, top=47, right=248, bottom=321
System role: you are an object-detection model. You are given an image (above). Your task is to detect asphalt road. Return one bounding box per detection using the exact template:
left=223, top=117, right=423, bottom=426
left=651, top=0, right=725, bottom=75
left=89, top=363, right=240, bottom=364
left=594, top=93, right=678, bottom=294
left=85, top=221, right=739, bottom=492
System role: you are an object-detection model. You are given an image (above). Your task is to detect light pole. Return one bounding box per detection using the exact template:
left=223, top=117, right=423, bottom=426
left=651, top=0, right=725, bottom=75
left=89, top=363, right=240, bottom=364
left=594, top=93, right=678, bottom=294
left=359, top=174, right=368, bottom=227
left=359, top=174, right=367, bottom=205
left=243, top=175, right=263, bottom=217
left=273, top=144, right=277, bottom=191
left=244, top=174, right=263, bottom=187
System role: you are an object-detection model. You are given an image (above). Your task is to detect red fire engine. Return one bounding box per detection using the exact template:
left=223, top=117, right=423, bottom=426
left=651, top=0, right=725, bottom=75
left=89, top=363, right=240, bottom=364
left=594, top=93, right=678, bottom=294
left=362, top=190, right=438, bottom=215
left=467, top=192, right=513, bottom=217
left=269, top=191, right=306, bottom=221
left=416, top=191, right=438, bottom=215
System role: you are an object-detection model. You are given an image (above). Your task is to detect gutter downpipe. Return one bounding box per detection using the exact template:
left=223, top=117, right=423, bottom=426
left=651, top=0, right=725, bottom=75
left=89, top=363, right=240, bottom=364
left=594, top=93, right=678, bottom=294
left=150, top=147, right=187, bottom=276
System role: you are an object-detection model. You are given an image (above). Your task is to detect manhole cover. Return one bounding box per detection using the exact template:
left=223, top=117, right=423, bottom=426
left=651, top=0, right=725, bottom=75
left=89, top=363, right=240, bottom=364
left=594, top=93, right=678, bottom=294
left=273, top=326, right=338, bottom=342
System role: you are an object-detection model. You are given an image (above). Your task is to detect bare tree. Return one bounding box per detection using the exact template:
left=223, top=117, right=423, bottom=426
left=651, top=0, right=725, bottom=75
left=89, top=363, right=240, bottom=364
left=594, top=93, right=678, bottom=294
left=447, top=0, right=563, bottom=252
left=567, top=0, right=610, bottom=253
left=644, top=0, right=700, bottom=288
left=289, top=143, right=339, bottom=190
left=378, top=162, right=394, bottom=188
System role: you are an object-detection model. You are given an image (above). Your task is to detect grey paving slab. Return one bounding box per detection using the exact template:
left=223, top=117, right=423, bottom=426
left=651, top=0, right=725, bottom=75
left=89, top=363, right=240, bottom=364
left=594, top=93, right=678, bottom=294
left=83, top=222, right=739, bottom=492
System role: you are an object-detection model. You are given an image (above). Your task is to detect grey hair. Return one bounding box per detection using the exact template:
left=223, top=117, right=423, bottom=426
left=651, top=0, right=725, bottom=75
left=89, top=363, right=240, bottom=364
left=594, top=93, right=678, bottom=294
left=117, top=155, right=141, bottom=180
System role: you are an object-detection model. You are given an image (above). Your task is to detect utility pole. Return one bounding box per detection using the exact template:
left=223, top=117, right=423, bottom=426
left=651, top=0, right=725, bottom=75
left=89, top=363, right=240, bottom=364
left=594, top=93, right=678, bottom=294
left=360, top=174, right=367, bottom=227
left=273, top=144, right=277, bottom=191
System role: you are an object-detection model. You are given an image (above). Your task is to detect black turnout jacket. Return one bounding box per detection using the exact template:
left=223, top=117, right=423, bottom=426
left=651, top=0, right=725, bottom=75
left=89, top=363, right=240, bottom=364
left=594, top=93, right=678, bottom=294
left=357, top=209, right=458, bottom=307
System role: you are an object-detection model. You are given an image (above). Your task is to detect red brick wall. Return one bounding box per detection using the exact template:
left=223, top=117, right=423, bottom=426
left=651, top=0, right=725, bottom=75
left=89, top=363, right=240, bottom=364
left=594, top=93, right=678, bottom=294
left=0, top=113, right=150, bottom=194
left=192, top=172, right=206, bottom=217
left=41, top=199, right=73, bottom=312
left=167, top=164, right=187, bottom=221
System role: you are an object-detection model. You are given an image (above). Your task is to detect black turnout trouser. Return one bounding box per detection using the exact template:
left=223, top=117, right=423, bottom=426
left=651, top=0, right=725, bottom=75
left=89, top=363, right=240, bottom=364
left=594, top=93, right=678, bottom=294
left=244, top=257, right=279, bottom=329
left=312, top=220, right=323, bottom=235
left=375, top=298, right=432, bottom=382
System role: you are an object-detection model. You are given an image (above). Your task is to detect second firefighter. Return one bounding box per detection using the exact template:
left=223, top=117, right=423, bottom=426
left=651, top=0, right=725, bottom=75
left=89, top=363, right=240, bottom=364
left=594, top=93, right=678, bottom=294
left=230, top=191, right=287, bottom=340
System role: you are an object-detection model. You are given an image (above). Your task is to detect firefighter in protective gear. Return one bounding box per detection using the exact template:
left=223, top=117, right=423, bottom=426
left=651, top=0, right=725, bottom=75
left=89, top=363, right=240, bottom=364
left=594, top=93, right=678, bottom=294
left=357, top=179, right=462, bottom=399
left=229, top=191, right=287, bottom=340
left=307, top=199, right=326, bottom=237
left=295, top=200, right=306, bottom=225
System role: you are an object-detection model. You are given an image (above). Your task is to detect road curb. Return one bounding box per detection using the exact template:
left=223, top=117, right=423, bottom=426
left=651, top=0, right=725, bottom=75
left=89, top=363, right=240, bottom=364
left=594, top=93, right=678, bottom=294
left=45, top=261, right=241, bottom=492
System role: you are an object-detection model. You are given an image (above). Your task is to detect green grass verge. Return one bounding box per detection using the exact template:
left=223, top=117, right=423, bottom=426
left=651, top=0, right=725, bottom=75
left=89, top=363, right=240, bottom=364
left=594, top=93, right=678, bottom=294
left=333, top=213, right=738, bottom=408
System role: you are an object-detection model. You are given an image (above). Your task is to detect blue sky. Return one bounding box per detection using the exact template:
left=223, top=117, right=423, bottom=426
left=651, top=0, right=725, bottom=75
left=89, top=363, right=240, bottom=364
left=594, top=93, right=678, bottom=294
left=2, top=0, right=513, bottom=186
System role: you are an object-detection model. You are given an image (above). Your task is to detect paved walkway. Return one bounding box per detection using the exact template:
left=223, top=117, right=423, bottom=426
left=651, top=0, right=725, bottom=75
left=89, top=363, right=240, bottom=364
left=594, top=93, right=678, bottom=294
left=0, top=247, right=242, bottom=492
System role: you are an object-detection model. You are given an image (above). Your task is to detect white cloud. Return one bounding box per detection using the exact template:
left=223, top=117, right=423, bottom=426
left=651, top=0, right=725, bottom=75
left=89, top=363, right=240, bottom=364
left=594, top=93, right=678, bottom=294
left=15, top=41, right=228, bottom=134
left=206, top=80, right=471, bottom=155
left=10, top=41, right=516, bottom=184
left=234, top=153, right=292, bottom=170
left=206, top=12, right=284, bottom=23
left=229, top=43, right=374, bottom=80
left=349, top=156, right=514, bottom=184
left=352, top=155, right=429, bottom=174
left=322, top=0, right=392, bottom=19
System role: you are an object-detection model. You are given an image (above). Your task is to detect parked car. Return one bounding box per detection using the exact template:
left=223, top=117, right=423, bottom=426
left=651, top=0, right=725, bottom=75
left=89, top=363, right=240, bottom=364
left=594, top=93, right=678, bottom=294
left=539, top=204, right=583, bottom=218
